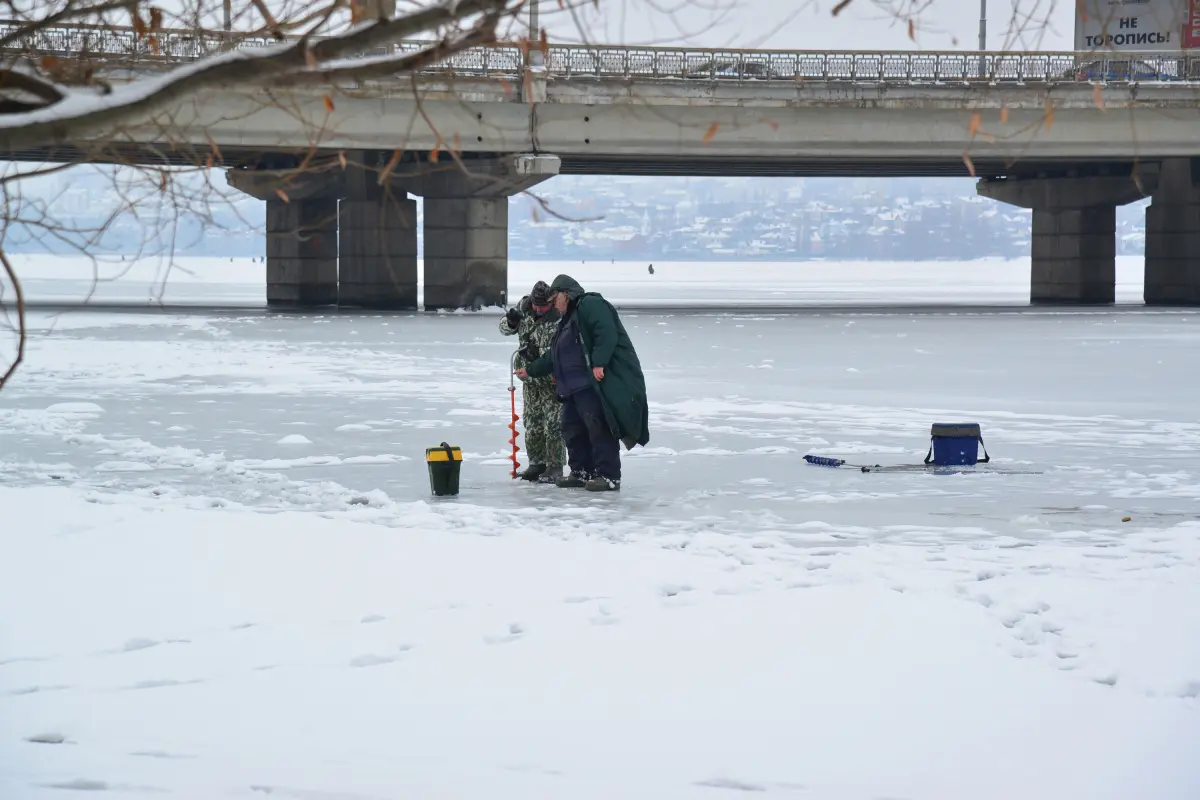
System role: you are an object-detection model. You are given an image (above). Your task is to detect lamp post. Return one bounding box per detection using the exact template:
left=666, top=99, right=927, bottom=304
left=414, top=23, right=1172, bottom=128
left=529, top=0, right=542, bottom=67
left=978, top=0, right=987, bottom=77
left=223, top=0, right=231, bottom=31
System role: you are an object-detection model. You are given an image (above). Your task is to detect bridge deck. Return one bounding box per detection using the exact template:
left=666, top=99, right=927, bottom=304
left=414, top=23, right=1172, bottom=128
left=2, top=22, right=1199, bottom=85
left=1, top=24, right=1198, bottom=175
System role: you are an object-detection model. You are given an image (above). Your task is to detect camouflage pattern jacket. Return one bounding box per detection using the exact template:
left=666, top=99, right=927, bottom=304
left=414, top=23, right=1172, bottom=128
left=500, top=295, right=561, bottom=391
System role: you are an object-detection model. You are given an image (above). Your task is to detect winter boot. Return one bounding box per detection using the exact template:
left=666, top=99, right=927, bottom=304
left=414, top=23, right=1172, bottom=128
left=517, top=464, right=547, bottom=482
left=537, top=465, right=564, bottom=484
left=585, top=475, right=621, bottom=492
left=556, top=470, right=590, bottom=488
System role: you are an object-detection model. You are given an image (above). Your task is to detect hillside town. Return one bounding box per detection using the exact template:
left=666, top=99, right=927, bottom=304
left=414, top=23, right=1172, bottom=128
left=21, top=172, right=1152, bottom=260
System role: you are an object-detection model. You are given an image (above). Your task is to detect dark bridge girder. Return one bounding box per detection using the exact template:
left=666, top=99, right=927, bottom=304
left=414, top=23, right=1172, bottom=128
left=0, top=143, right=1148, bottom=180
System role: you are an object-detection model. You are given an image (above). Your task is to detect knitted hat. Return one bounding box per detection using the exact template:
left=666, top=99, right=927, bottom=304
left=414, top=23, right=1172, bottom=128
left=530, top=280, right=552, bottom=306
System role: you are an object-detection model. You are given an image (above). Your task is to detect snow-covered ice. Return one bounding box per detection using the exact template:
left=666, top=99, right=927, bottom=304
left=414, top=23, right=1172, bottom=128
left=275, top=434, right=313, bottom=445
left=7, top=253, right=1150, bottom=308
left=2, top=262, right=1200, bottom=799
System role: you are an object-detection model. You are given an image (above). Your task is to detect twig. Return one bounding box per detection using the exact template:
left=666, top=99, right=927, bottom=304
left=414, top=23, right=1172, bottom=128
left=524, top=188, right=603, bottom=223
left=0, top=0, right=139, bottom=50
left=275, top=17, right=502, bottom=86
left=0, top=68, right=65, bottom=104
left=0, top=0, right=515, bottom=152
left=0, top=247, right=25, bottom=391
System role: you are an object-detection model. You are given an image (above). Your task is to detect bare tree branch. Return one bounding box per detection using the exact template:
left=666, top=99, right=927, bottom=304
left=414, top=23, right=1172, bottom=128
left=0, top=0, right=139, bottom=49
left=0, top=68, right=65, bottom=105
left=274, top=12, right=503, bottom=86
left=0, top=0, right=519, bottom=153
left=0, top=249, right=25, bottom=392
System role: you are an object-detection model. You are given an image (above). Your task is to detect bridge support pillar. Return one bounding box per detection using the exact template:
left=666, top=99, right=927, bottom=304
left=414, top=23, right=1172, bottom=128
left=265, top=196, right=339, bottom=308
left=1145, top=158, right=1200, bottom=305
left=338, top=169, right=418, bottom=309
left=978, top=175, right=1148, bottom=305
left=423, top=197, right=508, bottom=310
left=402, top=154, right=561, bottom=310
left=227, top=165, right=341, bottom=308
left=1029, top=207, right=1115, bottom=304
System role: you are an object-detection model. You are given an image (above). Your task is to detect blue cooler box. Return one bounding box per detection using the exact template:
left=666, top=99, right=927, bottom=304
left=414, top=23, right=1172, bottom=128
left=925, top=423, right=989, bottom=466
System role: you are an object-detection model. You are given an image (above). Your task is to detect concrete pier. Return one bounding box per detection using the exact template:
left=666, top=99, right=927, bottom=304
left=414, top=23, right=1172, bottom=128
left=1144, top=158, right=1200, bottom=305
left=228, top=166, right=341, bottom=308
left=230, top=153, right=559, bottom=310
left=422, top=197, right=509, bottom=310
left=1029, top=206, right=1116, bottom=304
left=338, top=165, right=419, bottom=309
left=978, top=174, right=1148, bottom=305
left=265, top=196, right=338, bottom=308
left=400, top=155, right=561, bottom=310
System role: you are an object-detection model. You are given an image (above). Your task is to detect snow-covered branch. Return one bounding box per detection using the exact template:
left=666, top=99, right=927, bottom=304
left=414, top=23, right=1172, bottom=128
left=0, top=0, right=519, bottom=153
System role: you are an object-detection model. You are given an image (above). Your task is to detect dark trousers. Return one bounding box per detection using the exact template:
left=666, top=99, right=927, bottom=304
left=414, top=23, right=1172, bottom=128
left=561, top=389, right=621, bottom=481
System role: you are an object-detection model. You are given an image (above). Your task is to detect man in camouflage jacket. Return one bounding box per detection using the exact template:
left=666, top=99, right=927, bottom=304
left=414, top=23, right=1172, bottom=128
left=500, top=280, right=566, bottom=482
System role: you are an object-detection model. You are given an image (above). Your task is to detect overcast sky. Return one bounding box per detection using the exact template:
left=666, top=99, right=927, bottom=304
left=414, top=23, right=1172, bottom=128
left=526, top=0, right=1078, bottom=52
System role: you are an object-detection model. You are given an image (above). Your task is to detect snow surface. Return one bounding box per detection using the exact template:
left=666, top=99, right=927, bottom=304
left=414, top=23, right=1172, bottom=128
left=3, top=263, right=1200, bottom=798
left=275, top=433, right=313, bottom=445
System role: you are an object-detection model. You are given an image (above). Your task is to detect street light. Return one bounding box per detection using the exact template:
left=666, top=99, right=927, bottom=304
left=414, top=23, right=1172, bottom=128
left=529, top=0, right=542, bottom=67
left=978, top=0, right=987, bottom=78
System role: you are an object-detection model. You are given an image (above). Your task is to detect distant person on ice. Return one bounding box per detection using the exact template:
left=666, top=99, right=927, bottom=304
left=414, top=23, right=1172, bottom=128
left=501, top=280, right=566, bottom=483
left=515, top=274, right=649, bottom=492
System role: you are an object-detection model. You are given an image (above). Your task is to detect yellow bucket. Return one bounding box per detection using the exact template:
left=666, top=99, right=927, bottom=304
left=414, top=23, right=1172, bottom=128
left=425, top=442, right=462, bottom=496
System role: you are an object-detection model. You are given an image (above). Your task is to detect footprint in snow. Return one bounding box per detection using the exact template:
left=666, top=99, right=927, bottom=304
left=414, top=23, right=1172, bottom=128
left=1176, top=681, right=1200, bottom=699
left=8, top=684, right=70, bottom=696
left=26, top=732, right=69, bottom=745
left=589, top=607, right=620, bottom=626
left=126, top=678, right=204, bottom=690
left=786, top=580, right=818, bottom=590
left=349, top=654, right=397, bottom=668
left=694, top=777, right=767, bottom=792
left=360, top=614, right=386, bottom=624
left=0, top=655, right=52, bottom=667
left=659, top=584, right=694, bottom=598
left=484, top=623, right=525, bottom=645
left=130, top=750, right=196, bottom=760
left=37, top=779, right=110, bottom=791
left=350, top=645, right=414, bottom=668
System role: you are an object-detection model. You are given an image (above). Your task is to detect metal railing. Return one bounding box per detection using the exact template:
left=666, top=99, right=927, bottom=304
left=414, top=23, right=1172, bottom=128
left=2, top=22, right=1199, bottom=84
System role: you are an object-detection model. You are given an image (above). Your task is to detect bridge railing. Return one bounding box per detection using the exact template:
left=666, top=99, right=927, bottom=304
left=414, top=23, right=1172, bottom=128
left=1, top=21, right=1199, bottom=83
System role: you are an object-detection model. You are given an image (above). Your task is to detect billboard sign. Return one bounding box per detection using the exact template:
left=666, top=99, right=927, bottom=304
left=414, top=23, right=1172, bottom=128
left=1185, top=0, right=1200, bottom=48
left=1075, top=0, right=1194, bottom=51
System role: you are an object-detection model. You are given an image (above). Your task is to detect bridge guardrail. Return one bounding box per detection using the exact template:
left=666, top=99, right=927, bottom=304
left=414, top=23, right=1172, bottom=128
left=2, top=22, right=1199, bottom=84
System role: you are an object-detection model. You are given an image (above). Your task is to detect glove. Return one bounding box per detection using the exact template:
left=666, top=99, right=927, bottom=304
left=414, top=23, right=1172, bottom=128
left=518, top=341, right=540, bottom=361
left=505, top=308, right=522, bottom=330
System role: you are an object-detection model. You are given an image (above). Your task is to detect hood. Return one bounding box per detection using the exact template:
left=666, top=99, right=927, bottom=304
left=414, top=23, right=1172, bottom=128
left=549, top=274, right=586, bottom=300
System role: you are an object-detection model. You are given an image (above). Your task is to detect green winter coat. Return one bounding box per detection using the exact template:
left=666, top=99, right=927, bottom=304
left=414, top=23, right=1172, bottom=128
left=526, top=275, right=650, bottom=450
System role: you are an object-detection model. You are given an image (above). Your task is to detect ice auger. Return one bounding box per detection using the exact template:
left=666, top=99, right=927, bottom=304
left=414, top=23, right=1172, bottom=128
left=508, top=349, right=521, bottom=478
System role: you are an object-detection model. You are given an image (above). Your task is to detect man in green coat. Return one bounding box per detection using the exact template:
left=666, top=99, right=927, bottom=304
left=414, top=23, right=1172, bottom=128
left=515, top=274, right=649, bottom=492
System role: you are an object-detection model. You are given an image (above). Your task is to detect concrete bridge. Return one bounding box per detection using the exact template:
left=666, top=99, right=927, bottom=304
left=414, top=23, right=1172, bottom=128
left=4, top=23, right=1200, bottom=307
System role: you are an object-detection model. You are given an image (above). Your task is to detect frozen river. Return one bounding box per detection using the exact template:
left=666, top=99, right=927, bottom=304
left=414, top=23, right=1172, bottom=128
left=3, top=303, right=1200, bottom=535
left=2, top=260, right=1199, bottom=799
